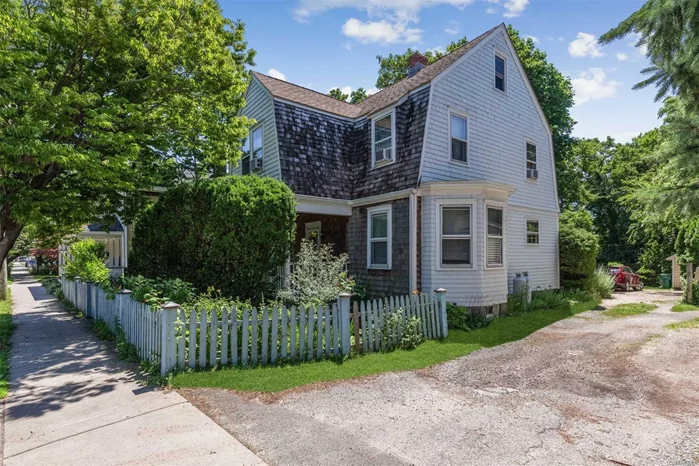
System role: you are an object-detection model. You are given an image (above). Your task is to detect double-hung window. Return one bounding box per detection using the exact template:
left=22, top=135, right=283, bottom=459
left=526, top=142, right=537, bottom=178
left=367, top=205, right=392, bottom=269
left=495, top=54, right=506, bottom=92
left=486, top=207, right=504, bottom=267
left=450, top=113, right=468, bottom=163
left=372, top=110, right=394, bottom=166
left=241, top=126, right=263, bottom=175
left=441, top=206, right=471, bottom=266
left=526, top=220, right=539, bottom=245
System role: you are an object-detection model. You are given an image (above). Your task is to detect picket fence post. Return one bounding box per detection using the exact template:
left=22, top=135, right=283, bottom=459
left=435, top=288, right=448, bottom=339
left=85, top=281, right=94, bottom=319
left=160, top=302, right=180, bottom=376
left=74, top=276, right=81, bottom=308
left=116, top=289, right=131, bottom=326
left=337, top=293, right=351, bottom=356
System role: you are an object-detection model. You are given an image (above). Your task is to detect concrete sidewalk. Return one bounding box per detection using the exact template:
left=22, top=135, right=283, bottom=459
left=2, top=267, right=265, bottom=466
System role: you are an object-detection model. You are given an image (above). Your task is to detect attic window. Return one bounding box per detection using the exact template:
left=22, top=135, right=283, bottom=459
left=241, top=126, right=263, bottom=175
left=495, top=54, right=506, bottom=92
left=372, top=110, right=394, bottom=167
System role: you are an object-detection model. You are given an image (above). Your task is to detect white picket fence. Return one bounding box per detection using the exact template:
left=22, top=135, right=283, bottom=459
left=60, top=275, right=447, bottom=376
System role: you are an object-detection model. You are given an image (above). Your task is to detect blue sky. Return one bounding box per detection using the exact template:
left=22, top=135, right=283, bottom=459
left=220, top=0, right=660, bottom=142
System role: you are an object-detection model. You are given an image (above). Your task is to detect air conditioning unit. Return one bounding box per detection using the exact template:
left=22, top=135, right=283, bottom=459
left=527, top=168, right=538, bottom=179
left=251, top=157, right=263, bottom=171
left=375, top=148, right=393, bottom=162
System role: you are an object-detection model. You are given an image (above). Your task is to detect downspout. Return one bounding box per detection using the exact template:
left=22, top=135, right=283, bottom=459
left=409, top=189, right=418, bottom=293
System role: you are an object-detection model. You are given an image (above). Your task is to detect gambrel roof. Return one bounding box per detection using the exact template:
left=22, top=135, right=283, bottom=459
left=251, top=24, right=501, bottom=119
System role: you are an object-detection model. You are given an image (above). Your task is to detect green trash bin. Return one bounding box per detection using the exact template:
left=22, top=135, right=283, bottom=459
left=660, top=273, right=672, bottom=289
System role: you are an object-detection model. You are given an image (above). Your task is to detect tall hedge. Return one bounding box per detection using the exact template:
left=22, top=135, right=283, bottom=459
left=130, top=176, right=296, bottom=300
left=559, top=224, right=599, bottom=290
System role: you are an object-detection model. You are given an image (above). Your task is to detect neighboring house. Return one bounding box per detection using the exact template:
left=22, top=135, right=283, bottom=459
left=230, top=23, right=560, bottom=312
left=59, top=219, right=128, bottom=276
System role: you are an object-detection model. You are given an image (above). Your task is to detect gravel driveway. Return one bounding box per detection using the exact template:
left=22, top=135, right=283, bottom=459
left=180, top=290, right=699, bottom=466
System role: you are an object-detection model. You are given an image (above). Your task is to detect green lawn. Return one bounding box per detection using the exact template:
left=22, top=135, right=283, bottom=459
left=666, top=318, right=699, bottom=330
left=172, top=299, right=600, bottom=393
left=671, top=303, right=699, bottom=312
left=0, top=290, right=13, bottom=399
left=603, top=303, right=657, bottom=318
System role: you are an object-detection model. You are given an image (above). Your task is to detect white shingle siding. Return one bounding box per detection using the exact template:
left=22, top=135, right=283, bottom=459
left=230, top=77, right=281, bottom=179
left=421, top=30, right=558, bottom=212
left=419, top=29, right=559, bottom=305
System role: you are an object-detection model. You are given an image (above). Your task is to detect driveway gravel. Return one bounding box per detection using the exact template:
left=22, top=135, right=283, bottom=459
left=180, top=290, right=699, bottom=466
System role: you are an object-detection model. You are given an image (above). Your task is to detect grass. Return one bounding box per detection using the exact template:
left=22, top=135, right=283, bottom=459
left=0, top=290, right=13, bottom=399
left=171, top=299, right=600, bottom=393
left=671, top=303, right=699, bottom=312
left=602, top=303, right=657, bottom=318
left=665, top=318, right=699, bottom=330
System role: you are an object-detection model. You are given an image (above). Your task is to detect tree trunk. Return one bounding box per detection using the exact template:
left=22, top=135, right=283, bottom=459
left=0, top=217, right=23, bottom=299
left=687, top=262, right=694, bottom=304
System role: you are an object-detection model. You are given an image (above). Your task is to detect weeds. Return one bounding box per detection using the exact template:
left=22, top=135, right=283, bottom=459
left=603, top=303, right=657, bottom=318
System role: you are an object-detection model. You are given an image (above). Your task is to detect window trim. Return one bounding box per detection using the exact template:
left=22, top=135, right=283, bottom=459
left=436, top=199, right=476, bottom=271
left=370, top=108, right=396, bottom=169
left=526, top=219, right=540, bottom=246
left=240, top=124, right=264, bottom=175
left=448, top=110, right=470, bottom=166
left=484, top=202, right=505, bottom=269
left=366, top=204, right=392, bottom=270
left=494, top=52, right=507, bottom=93
left=525, top=139, right=537, bottom=181
left=305, top=221, right=321, bottom=246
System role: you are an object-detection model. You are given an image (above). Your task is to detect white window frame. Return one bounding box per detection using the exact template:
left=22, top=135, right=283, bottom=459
left=526, top=219, right=539, bottom=246
left=525, top=139, right=537, bottom=180
left=436, top=200, right=474, bottom=270
left=371, top=108, right=396, bottom=169
left=305, top=221, right=321, bottom=246
left=449, top=110, right=469, bottom=166
left=494, top=52, right=507, bottom=93
left=484, top=202, right=505, bottom=269
left=241, top=124, right=264, bottom=175
left=367, top=204, right=392, bottom=269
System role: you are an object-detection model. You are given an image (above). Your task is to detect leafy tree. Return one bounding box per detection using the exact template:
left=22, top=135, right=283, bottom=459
left=328, top=88, right=349, bottom=101
left=0, top=0, right=255, bottom=277
left=349, top=88, right=368, bottom=104
left=600, top=0, right=699, bottom=111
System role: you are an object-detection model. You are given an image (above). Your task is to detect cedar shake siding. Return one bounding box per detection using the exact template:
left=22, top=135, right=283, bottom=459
left=274, top=86, right=430, bottom=201
left=275, top=101, right=354, bottom=200
left=294, top=213, right=348, bottom=257
left=351, top=86, right=429, bottom=199
left=347, top=199, right=410, bottom=297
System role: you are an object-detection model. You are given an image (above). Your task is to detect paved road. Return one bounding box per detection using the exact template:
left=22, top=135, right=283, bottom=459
left=181, top=290, right=699, bottom=466
left=2, top=267, right=265, bottom=466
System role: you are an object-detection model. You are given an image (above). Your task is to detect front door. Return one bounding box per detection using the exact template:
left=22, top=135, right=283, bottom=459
left=305, top=221, right=321, bottom=246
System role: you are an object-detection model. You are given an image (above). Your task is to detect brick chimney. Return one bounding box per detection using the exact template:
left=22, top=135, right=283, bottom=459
left=407, top=52, right=429, bottom=77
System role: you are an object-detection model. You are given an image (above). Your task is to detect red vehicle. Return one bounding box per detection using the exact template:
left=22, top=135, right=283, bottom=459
left=608, top=265, right=644, bottom=291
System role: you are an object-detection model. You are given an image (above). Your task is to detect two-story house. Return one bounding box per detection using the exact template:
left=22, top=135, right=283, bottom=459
left=230, top=23, right=560, bottom=313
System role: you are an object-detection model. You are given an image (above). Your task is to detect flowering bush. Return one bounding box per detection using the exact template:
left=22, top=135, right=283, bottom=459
left=30, top=247, right=58, bottom=274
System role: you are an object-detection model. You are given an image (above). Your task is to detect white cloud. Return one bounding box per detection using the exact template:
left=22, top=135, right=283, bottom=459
left=367, top=87, right=379, bottom=95
left=503, top=0, right=528, bottom=17
left=568, top=32, right=604, bottom=58
left=571, top=68, right=622, bottom=105
left=616, top=53, right=628, bottom=61
left=267, top=68, right=287, bottom=81
left=294, top=0, right=475, bottom=44
left=341, top=18, right=421, bottom=44
left=444, top=20, right=459, bottom=35
left=524, top=35, right=539, bottom=43
left=486, top=7, right=497, bottom=13
left=426, top=45, right=445, bottom=54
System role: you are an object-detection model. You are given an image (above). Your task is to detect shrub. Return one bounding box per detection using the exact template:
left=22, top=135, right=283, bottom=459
left=636, top=266, right=657, bottom=286
left=121, top=275, right=195, bottom=307
left=277, top=240, right=354, bottom=307
left=559, top=224, right=599, bottom=290
left=585, top=266, right=615, bottom=299
left=130, top=176, right=296, bottom=301
left=682, top=277, right=699, bottom=305
left=64, top=239, right=110, bottom=284
left=446, top=302, right=491, bottom=330
left=507, top=289, right=595, bottom=314
left=379, top=310, right=424, bottom=350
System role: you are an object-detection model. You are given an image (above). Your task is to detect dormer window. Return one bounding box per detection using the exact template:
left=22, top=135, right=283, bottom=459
left=495, top=54, right=506, bottom=92
left=372, top=109, right=394, bottom=167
